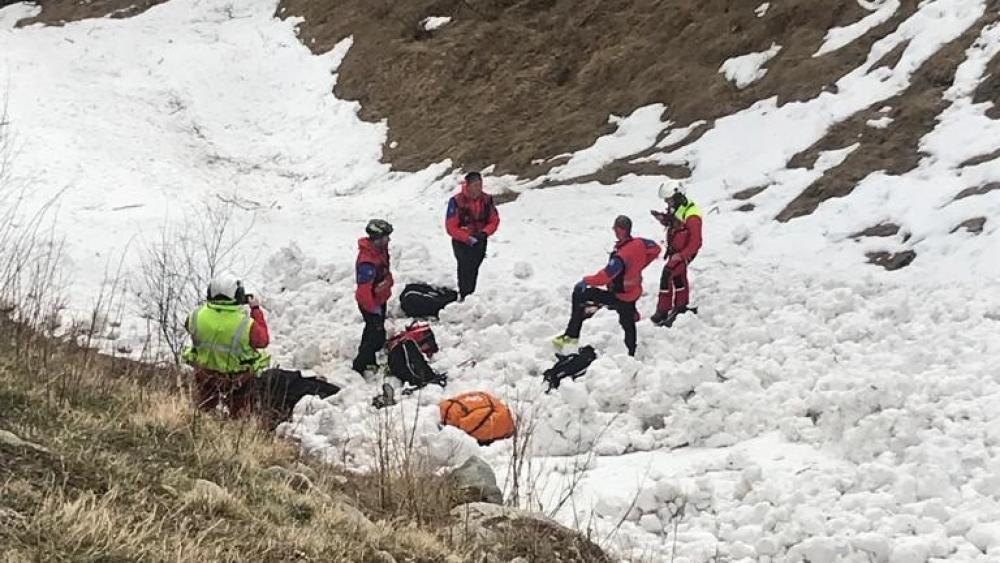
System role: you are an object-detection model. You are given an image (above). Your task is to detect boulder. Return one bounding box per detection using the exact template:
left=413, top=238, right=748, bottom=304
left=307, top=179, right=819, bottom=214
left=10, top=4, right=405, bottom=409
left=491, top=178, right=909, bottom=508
left=266, top=465, right=315, bottom=493
left=449, top=456, right=503, bottom=505
left=0, top=429, right=51, bottom=454
left=449, top=502, right=611, bottom=563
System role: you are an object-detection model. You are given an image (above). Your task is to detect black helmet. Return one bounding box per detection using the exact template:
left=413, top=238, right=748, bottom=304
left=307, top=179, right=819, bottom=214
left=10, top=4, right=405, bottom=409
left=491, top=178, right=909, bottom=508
left=366, top=219, right=393, bottom=239
left=613, top=215, right=632, bottom=234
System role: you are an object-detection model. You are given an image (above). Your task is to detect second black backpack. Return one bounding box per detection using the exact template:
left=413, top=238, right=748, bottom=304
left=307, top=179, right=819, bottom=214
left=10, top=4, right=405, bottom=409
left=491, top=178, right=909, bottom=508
left=387, top=338, right=447, bottom=391
left=542, top=345, right=598, bottom=392
left=399, top=283, right=459, bottom=318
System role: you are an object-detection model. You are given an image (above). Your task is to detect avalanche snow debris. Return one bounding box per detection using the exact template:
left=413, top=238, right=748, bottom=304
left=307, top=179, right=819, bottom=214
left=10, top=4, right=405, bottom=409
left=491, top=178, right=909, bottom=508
left=3, top=0, right=1000, bottom=561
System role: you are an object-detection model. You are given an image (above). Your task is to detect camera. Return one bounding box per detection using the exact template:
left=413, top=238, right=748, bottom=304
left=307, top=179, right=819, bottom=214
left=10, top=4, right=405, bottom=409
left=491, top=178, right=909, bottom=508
left=234, top=281, right=252, bottom=305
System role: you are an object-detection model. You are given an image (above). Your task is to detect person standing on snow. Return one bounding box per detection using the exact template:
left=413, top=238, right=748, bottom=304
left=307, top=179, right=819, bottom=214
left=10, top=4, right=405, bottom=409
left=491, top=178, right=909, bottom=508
left=183, top=274, right=271, bottom=418
left=445, top=171, right=500, bottom=299
left=353, top=219, right=395, bottom=375
left=553, top=216, right=661, bottom=357
left=650, top=182, right=703, bottom=327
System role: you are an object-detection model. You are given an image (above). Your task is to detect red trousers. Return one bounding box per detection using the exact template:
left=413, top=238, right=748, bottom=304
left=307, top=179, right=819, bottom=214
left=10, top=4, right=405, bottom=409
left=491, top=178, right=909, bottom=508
left=656, top=258, right=690, bottom=313
left=193, top=368, right=254, bottom=418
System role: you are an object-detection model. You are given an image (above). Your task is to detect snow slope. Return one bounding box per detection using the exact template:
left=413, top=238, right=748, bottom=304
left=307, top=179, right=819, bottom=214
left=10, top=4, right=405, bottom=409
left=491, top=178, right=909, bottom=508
left=2, top=0, right=1000, bottom=561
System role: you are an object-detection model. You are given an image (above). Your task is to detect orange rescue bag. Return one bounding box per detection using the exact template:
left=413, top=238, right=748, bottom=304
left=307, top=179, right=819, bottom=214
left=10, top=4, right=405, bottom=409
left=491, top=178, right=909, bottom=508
left=438, top=391, right=515, bottom=445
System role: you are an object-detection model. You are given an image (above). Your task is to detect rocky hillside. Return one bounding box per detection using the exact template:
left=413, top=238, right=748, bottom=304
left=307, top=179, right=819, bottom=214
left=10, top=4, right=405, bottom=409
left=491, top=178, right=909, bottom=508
left=274, top=0, right=998, bottom=269
left=11, top=0, right=999, bottom=265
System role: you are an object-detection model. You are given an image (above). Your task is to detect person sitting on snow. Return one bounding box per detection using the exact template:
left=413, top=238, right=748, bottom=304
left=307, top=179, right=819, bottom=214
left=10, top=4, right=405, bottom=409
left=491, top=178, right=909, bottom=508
left=650, top=182, right=703, bottom=327
left=445, top=171, right=500, bottom=300
left=352, top=219, right=395, bottom=376
left=553, top=215, right=661, bottom=357
left=183, top=274, right=270, bottom=418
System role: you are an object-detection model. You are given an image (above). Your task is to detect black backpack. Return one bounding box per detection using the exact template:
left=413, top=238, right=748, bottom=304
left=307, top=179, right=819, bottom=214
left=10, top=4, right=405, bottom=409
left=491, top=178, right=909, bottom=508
left=400, top=283, right=459, bottom=318
left=387, top=338, right=448, bottom=392
left=255, top=368, right=341, bottom=427
left=542, top=346, right=597, bottom=392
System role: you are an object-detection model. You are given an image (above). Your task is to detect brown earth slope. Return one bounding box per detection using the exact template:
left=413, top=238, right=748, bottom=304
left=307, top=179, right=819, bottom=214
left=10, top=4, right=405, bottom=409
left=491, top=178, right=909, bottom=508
left=279, top=0, right=924, bottom=176
left=15, top=0, right=168, bottom=26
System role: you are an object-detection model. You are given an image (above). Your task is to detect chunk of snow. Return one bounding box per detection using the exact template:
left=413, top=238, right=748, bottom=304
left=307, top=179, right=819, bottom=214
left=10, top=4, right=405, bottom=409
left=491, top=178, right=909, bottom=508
left=888, top=537, right=931, bottom=563
left=639, top=513, right=662, bottom=533
left=719, top=44, right=782, bottom=89
left=421, top=16, right=452, bottom=31
left=967, top=522, right=1000, bottom=551
left=815, top=1, right=901, bottom=56
left=852, top=532, right=890, bottom=561
left=293, top=342, right=322, bottom=369
left=867, top=116, right=894, bottom=128
left=755, top=3, right=770, bottom=18
left=512, top=261, right=533, bottom=280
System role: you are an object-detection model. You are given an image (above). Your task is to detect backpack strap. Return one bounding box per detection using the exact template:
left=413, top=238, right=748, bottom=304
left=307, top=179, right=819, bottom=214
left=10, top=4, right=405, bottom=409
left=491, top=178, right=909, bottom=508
left=464, top=395, right=498, bottom=437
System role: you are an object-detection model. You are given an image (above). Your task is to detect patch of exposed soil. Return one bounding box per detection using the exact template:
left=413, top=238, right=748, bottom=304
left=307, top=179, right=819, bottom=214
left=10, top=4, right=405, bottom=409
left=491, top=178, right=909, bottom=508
left=867, top=250, right=916, bottom=271
left=15, top=0, right=167, bottom=27
left=733, top=186, right=768, bottom=200
left=539, top=159, right=689, bottom=188
left=279, top=0, right=921, bottom=175
left=851, top=223, right=901, bottom=238
left=952, top=216, right=986, bottom=234
left=960, top=148, right=1000, bottom=168
left=954, top=182, right=1000, bottom=200
left=778, top=12, right=996, bottom=222
left=974, top=49, right=1000, bottom=119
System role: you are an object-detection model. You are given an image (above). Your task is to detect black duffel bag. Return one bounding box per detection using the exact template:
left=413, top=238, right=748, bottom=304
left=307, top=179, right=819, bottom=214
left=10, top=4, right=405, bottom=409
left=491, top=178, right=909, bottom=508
left=255, top=368, right=340, bottom=427
left=399, top=283, right=459, bottom=318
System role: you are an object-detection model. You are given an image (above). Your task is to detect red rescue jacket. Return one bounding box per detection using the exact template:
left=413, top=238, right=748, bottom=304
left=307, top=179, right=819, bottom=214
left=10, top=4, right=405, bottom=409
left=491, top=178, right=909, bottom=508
left=662, top=205, right=703, bottom=262
left=584, top=237, right=662, bottom=302
left=248, top=307, right=269, bottom=349
left=446, top=181, right=500, bottom=244
left=355, top=238, right=393, bottom=313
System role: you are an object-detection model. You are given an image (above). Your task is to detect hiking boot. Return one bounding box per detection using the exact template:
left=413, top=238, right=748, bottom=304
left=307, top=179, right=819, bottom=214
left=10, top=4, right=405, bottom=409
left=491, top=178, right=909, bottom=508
left=652, top=306, right=687, bottom=328
left=353, top=362, right=379, bottom=377
left=371, top=383, right=397, bottom=409
left=552, top=334, right=579, bottom=349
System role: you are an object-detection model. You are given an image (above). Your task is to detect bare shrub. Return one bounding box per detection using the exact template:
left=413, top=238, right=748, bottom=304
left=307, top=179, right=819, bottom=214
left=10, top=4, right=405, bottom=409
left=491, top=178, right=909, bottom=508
left=134, top=200, right=254, bottom=364
left=342, top=403, right=460, bottom=526
left=0, top=93, right=68, bottom=365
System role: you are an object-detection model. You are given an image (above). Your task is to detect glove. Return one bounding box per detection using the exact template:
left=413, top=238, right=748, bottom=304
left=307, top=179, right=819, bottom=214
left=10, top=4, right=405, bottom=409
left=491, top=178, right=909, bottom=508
left=247, top=295, right=262, bottom=309
left=467, top=236, right=479, bottom=246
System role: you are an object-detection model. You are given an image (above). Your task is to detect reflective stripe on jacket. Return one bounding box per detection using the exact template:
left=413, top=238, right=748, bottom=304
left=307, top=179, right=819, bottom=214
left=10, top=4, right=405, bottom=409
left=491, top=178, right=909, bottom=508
left=182, top=302, right=270, bottom=374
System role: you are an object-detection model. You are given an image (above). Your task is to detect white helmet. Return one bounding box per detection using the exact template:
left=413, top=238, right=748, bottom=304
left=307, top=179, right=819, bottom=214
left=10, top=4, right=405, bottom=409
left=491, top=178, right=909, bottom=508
left=658, top=179, right=686, bottom=201
left=207, top=273, right=241, bottom=302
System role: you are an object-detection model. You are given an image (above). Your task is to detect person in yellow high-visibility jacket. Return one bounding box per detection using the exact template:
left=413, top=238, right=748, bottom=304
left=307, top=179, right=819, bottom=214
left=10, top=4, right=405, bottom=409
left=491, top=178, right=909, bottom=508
left=182, top=274, right=270, bottom=417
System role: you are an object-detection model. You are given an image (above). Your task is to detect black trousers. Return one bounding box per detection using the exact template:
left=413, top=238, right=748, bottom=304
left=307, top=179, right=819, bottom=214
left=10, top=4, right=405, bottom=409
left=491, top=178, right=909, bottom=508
left=353, top=307, right=386, bottom=372
left=452, top=238, right=488, bottom=298
left=564, top=286, right=638, bottom=356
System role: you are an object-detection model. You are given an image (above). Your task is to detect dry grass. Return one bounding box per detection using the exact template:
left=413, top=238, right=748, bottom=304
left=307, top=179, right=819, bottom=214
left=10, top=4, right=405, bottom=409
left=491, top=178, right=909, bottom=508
left=0, top=316, right=473, bottom=563
left=0, top=316, right=610, bottom=562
